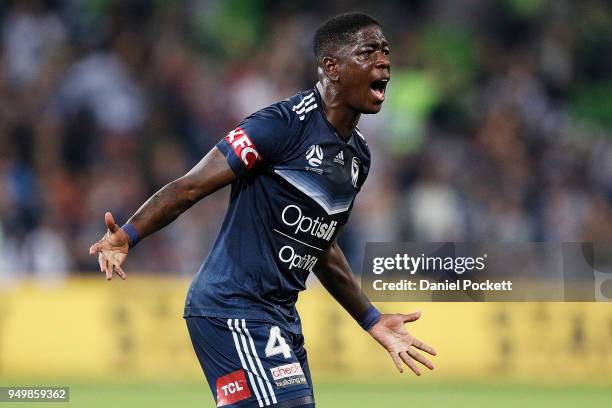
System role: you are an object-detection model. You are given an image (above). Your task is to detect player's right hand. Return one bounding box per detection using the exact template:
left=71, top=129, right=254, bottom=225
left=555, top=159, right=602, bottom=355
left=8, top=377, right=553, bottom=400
left=88, top=212, right=129, bottom=280
left=368, top=311, right=436, bottom=376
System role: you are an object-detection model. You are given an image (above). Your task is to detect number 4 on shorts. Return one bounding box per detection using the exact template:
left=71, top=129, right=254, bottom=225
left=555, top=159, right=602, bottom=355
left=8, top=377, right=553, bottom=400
left=265, top=326, right=292, bottom=358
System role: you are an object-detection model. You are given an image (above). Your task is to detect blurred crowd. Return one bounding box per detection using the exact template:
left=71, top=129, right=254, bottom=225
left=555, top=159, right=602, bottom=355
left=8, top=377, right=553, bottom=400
left=1, top=0, right=611, bottom=283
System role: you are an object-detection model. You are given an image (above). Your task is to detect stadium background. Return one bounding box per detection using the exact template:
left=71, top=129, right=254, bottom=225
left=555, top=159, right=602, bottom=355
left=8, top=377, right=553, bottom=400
left=1, top=0, right=611, bottom=406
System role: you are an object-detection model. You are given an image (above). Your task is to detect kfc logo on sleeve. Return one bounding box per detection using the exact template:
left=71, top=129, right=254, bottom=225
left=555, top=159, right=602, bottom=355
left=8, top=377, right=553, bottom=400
left=216, top=369, right=251, bottom=406
left=225, top=127, right=261, bottom=169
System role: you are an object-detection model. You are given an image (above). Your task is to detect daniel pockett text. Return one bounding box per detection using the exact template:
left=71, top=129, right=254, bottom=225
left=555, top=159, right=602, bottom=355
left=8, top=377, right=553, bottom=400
left=361, top=242, right=612, bottom=302
left=371, top=251, right=511, bottom=296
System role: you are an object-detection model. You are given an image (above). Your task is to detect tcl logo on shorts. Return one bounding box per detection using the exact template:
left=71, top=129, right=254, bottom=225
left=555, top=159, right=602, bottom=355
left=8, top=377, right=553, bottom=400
left=270, top=363, right=304, bottom=380
left=225, top=127, right=260, bottom=169
left=216, top=369, right=251, bottom=406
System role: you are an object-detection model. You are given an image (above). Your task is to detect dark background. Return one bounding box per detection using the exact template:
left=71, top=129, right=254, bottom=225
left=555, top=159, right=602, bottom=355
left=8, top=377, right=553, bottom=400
left=1, top=0, right=611, bottom=282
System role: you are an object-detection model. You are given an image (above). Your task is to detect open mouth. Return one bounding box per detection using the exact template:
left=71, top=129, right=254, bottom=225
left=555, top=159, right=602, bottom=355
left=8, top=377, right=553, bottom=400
left=370, top=78, right=388, bottom=102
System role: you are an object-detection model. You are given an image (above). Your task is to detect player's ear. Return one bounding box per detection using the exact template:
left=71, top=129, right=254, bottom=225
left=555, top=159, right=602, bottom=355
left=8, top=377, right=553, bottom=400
left=322, top=56, right=340, bottom=81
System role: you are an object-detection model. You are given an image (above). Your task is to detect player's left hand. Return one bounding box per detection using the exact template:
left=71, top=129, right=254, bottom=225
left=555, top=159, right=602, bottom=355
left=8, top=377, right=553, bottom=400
left=368, top=311, right=436, bottom=375
left=88, top=212, right=129, bottom=281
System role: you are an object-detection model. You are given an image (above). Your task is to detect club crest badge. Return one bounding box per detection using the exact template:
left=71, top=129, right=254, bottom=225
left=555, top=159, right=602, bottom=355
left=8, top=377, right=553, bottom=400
left=351, top=157, right=360, bottom=188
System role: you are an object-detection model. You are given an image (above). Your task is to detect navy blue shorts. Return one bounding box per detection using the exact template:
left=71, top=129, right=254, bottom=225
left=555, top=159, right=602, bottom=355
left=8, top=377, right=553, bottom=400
left=186, top=317, right=315, bottom=407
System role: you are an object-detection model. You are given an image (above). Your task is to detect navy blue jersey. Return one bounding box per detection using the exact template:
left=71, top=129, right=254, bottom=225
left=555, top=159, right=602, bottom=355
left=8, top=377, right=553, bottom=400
left=184, top=88, right=371, bottom=333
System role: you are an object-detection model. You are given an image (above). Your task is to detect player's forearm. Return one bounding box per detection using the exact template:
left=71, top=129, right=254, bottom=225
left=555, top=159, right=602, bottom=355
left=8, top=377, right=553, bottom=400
left=124, top=147, right=235, bottom=244
left=126, top=179, right=197, bottom=241
left=314, top=241, right=373, bottom=323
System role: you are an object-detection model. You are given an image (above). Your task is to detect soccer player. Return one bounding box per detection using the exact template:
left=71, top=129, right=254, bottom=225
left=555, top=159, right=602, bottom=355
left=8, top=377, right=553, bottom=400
left=89, top=12, right=436, bottom=408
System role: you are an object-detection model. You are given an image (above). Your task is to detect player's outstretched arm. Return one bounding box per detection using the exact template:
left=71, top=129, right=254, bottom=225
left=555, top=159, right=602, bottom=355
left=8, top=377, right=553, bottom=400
left=313, top=240, right=436, bottom=375
left=88, top=146, right=235, bottom=280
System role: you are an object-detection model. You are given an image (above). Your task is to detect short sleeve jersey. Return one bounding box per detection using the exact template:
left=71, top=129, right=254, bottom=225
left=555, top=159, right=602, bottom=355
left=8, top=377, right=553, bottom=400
left=184, top=88, right=371, bottom=333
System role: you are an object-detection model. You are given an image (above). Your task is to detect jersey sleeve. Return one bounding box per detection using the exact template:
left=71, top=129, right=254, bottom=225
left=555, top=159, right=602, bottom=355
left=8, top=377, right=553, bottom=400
left=216, top=102, right=293, bottom=178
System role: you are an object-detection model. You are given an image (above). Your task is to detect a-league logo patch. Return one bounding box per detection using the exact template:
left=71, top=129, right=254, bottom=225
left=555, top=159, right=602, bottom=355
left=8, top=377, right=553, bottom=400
left=225, top=127, right=261, bottom=170
left=306, top=144, right=324, bottom=167
left=216, top=369, right=251, bottom=406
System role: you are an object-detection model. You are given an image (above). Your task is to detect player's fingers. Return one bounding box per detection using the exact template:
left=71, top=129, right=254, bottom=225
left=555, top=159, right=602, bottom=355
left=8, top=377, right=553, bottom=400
left=105, top=212, right=120, bottom=233
left=98, top=253, right=106, bottom=273
left=407, top=347, right=434, bottom=370
left=412, top=337, right=437, bottom=356
left=103, top=250, right=126, bottom=280
left=401, top=310, right=421, bottom=323
left=389, top=352, right=404, bottom=374
left=399, top=351, right=421, bottom=376
left=114, top=264, right=127, bottom=280
left=105, top=256, right=113, bottom=280
left=90, top=242, right=103, bottom=255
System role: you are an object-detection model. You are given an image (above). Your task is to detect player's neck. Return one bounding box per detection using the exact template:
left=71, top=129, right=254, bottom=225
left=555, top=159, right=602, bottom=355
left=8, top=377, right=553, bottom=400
left=316, top=82, right=360, bottom=140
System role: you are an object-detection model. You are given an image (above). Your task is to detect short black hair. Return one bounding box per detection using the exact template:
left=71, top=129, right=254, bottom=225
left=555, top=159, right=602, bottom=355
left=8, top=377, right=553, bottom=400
left=314, top=12, right=380, bottom=63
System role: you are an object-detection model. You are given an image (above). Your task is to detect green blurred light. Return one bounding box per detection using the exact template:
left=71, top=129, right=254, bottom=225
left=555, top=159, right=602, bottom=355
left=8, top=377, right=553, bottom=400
left=570, top=82, right=612, bottom=130
left=191, top=0, right=264, bottom=57
left=384, top=70, right=440, bottom=153
left=505, top=0, right=546, bottom=17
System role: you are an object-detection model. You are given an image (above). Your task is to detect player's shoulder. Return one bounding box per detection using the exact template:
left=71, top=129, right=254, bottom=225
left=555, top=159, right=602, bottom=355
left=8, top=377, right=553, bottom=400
left=245, top=89, right=317, bottom=131
left=283, top=89, right=318, bottom=122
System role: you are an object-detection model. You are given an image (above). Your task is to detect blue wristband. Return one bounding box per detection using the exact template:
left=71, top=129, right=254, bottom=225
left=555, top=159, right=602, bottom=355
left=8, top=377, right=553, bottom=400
left=358, top=305, right=382, bottom=331
left=121, top=223, right=140, bottom=249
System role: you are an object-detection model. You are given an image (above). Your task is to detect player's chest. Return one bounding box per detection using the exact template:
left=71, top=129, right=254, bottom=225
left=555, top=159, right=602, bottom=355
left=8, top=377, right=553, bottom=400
left=271, top=141, right=362, bottom=216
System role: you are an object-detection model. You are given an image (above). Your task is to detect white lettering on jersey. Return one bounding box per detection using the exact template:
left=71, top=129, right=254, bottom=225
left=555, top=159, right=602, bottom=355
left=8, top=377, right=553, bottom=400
left=281, top=204, right=337, bottom=241
left=224, top=127, right=260, bottom=169
left=278, top=245, right=318, bottom=272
